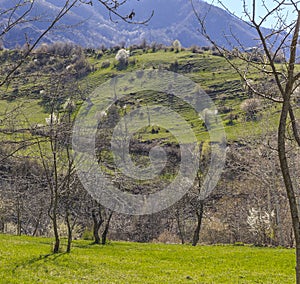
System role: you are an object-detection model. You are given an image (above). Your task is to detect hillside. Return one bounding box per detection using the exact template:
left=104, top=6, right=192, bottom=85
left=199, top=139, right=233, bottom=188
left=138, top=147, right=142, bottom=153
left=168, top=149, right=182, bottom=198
left=0, top=45, right=279, bottom=142
left=1, top=0, right=272, bottom=49
left=0, top=43, right=295, bottom=251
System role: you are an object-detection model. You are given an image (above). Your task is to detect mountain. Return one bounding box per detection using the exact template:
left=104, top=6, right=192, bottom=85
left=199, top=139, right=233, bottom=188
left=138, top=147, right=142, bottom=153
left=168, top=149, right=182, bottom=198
left=1, top=0, right=268, bottom=49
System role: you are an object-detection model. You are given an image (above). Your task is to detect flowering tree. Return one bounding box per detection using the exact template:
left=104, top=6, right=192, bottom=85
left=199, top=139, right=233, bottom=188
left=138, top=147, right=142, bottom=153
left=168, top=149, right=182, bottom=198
left=115, top=49, right=130, bottom=68
left=172, top=39, right=182, bottom=52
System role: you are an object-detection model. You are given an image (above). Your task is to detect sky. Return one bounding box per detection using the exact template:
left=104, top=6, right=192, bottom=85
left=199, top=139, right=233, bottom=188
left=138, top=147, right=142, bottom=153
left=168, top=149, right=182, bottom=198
left=206, top=0, right=298, bottom=28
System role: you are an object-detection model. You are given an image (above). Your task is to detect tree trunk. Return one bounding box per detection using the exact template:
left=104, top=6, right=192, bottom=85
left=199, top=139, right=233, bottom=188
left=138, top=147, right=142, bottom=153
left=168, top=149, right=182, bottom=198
left=32, top=209, right=43, bottom=237
left=0, top=217, right=4, bottom=233
left=92, top=209, right=103, bottom=244
left=66, top=232, right=72, bottom=253
left=278, top=97, right=300, bottom=283
left=93, top=225, right=101, bottom=244
left=51, top=188, right=60, bottom=253
left=192, top=201, right=204, bottom=246
left=274, top=193, right=283, bottom=246
left=102, top=211, right=113, bottom=245
left=52, top=214, right=60, bottom=253
left=16, top=198, right=22, bottom=236
left=53, top=223, right=60, bottom=253
left=175, top=211, right=185, bottom=244
left=66, top=214, right=72, bottom=253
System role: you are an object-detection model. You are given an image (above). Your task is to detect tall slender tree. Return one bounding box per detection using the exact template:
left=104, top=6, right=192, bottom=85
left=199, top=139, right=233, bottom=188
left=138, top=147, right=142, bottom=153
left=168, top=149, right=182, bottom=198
left=192, top=0, right=300, bottom=281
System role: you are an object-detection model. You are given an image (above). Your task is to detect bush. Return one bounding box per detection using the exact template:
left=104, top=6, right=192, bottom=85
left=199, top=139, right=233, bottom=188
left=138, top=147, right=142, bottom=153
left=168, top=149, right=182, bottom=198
left=241, top=98, right=261, bottom=121
left=101, top=60, right=111, bottom=68
left=212, top=51, right=223, bottom=57
left=151, top=42, right=157, bottom=53
left=73, top=55, right=92, bottom=78
left=82, top=229, right=94, bottom=240
left=201, top=46, right=211, bottom=51
left=169, top=60, right=179, bottom=72
left=190, top=45, right=199, bottom=53
left=46, top=42, right=82, bottom=57
left=218, top=106, right=232, bottom=114
left=225, top=113, right=237, bottom=126
left=95, top=50, right=103, bottom=59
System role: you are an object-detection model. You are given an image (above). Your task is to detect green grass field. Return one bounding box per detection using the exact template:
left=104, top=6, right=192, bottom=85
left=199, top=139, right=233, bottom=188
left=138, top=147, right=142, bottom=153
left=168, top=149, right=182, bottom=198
left=0, top=234, right=295, bottom=283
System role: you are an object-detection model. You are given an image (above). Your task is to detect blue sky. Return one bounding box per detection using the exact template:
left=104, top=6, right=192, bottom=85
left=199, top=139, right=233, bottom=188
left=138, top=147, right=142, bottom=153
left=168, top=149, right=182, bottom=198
left=207, top=0, right=298, bottom=27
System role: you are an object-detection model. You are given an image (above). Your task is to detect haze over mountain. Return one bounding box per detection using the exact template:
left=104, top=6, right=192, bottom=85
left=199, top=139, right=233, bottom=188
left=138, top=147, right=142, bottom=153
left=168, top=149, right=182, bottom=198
left=1, top=0, right=266, bottom=49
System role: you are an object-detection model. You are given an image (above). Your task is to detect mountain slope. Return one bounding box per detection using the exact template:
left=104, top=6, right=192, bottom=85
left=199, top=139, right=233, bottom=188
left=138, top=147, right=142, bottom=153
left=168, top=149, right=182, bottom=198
left=1, top=0, right=269, bottom=48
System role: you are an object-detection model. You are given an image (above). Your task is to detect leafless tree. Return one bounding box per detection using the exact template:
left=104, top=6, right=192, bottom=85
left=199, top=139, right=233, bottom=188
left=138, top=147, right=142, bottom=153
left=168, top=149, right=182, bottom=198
left=192, top=0, right=300, bottom=281
left=32, top=72, right=79, bottom=253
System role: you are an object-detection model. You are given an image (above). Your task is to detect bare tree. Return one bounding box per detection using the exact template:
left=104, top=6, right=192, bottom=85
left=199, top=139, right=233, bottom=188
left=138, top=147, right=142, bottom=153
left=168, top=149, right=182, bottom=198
left=192, top=0, right=300, bottom=281
left=33, top=72, right=79, bottom=253
left=190, top=173, right=206, bottom=246
left=91, top=202, right=105, bottom=244
left=89, top=200, right=113, bottom=245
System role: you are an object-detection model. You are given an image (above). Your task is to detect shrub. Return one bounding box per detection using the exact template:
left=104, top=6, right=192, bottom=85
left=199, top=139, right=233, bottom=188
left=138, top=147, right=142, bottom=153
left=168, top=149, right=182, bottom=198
left=153, top=230, right=181, bottom=244
left=101, top=60, right=110, bottom=68
left=95, top=50, right=103, bottom=59
left=139, top=38, right=147, bottom=49
left=240, top=98, right=261, bottom=121
left=201, top=46, right=211, bottom=51
left=225, top=113, right=237, bottom=126
left=73, top=55, right=92, bottom=78
left=190, top=45, right=199, bottom=53
left=151, top=42, right=157, bottom=53
left=212, top=51, right=223, bottom=57
left=46, top=42, right=82, bottom=57
left=82, top=229, right=94, bottom=240
left=169, top=60, right=179, bottom=72
left=218, top=106, right=232, bottom=114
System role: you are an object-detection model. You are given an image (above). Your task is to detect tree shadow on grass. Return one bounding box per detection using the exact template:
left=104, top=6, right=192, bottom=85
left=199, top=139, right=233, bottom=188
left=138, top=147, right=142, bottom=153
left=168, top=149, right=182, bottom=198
left=71, top=240, right=112, bottom=249
left=12, top=241, right=111, bottom=273
left=68, top=241, right=97, bottom=249
left=12, top=252, right=68, bottom=273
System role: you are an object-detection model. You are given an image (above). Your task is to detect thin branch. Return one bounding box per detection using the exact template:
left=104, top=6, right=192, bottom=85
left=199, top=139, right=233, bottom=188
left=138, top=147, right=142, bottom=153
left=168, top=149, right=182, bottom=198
left=96, top=0, right=153, bottom=24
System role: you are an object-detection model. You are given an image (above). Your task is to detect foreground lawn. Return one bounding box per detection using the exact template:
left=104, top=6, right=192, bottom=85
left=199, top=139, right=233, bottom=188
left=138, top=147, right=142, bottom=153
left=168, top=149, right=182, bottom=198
left=0, top=234, right=295, bottom=283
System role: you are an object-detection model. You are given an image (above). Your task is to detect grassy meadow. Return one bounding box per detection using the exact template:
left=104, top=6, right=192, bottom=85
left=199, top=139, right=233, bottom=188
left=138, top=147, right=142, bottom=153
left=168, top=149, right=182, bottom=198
left=0, top=234, right=295, bottom=283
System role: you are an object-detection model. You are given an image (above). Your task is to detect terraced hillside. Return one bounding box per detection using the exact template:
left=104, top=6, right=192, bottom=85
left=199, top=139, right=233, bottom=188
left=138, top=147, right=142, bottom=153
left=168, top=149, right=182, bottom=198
left=0, top=45, right=280, bottom=144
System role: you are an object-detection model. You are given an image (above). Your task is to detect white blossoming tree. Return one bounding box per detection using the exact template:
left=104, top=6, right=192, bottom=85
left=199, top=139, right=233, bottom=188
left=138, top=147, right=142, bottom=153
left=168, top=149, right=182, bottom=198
left=115, top=49, right=130, bottom=68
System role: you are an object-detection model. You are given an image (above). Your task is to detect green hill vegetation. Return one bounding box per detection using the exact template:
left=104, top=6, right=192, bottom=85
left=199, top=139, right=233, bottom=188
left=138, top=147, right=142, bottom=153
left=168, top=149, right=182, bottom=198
left=0, top=43, right=280, bottom=143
